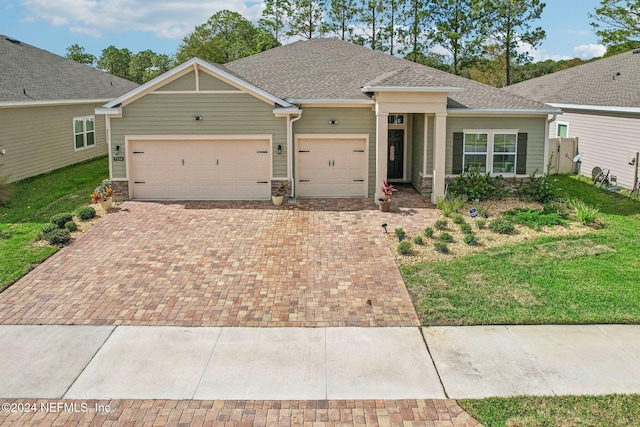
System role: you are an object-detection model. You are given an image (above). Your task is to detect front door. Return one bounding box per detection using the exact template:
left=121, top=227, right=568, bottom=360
left=387, top=129, right=404, bottom=179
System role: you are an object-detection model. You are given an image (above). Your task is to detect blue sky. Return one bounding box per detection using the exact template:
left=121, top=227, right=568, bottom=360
left=0, top=0, right=606, bottom=62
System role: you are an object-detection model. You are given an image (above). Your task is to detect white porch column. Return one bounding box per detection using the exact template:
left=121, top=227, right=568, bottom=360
left=431, top=112, right=447, bottom=203
left=376, top=112, right=389, bottom=201
left=422, top=113, right=429, bottom=176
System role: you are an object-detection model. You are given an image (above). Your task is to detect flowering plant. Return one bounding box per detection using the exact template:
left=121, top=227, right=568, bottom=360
left=379, top=180, right=397, bottom=202
left=273, top=182, right=287, bottom=196
left=91, top=185, right=114, bottom=203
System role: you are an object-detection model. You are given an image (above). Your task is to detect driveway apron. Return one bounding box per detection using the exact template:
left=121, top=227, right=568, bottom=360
left=0, top=200, right=422, bottom=327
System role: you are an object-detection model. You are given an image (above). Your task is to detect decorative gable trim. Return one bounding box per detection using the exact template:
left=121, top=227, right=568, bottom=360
left=101, top=58, right=293, bottom=110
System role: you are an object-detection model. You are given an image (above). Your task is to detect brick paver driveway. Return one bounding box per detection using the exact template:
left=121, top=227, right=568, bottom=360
left=0, top=189, right=436, bottom=327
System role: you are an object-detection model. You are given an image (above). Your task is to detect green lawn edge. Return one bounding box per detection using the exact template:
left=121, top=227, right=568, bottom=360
left=0, top=156, right=108, bottom=291
left=460, top=394, right=640, bottom=427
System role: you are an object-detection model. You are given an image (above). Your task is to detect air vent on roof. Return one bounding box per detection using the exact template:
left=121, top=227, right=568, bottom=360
left=5, top=37, right=21, bottom=45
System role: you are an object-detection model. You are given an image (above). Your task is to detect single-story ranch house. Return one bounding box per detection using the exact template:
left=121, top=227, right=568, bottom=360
left=0, top=35, right=137, bottom=182
left=97, top=38, right=559, bottom=203
left=505, top=49, right=640, bottom=189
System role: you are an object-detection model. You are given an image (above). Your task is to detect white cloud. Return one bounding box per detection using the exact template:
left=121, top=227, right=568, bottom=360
left=20, top=0, right=261, bottom=39
left=573, top=44, right=606, bottom=60
left=568, top=29, right=591, bottom=37
left=70, top=26, right=102, bottom=38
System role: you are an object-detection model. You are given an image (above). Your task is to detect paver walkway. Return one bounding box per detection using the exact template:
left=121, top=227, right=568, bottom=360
left=0, top=399, right=481, bottom=426
left=0, top=188, right=437, bottom=327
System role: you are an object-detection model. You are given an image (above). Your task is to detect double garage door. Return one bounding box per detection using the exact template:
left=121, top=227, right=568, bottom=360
left=130, top=139, right=271, bottom=200
left=128, top=136, right=368, bottom=200
left=295, top=136, right=368, bottom=198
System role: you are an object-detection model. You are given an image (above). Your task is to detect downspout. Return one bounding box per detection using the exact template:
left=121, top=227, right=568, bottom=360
left=289, top=111, right=303, bottom=199
left=544, top=113, right=558, bottom=174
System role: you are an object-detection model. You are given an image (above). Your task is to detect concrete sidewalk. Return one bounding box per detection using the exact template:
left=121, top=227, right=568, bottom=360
left=1, top=325, right=639, bottom=400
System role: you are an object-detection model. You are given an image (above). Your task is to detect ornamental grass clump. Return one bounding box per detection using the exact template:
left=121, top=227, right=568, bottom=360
left=398, top=241, right=412, bottom=255
left=568, top=198, right=600, bottom=225
left=489, top=217, right=515, bottom=234
left=436, top=193, right=468, bottom=217
left=434, top=242, right=449, bottom=254
left=434, top=219, right=448, bottom=230
left=424, top=227, right=434, bottom=238
left=439, top=232, right=454, bottom=243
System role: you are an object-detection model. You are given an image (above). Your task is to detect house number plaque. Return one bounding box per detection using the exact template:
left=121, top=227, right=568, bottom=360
left=113, top=156, right=124, bottom=161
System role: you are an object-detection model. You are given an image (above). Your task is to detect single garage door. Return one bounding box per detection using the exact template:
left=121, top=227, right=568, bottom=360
left=296, top=136, right=368, bottom=197
left=130, top=139, right=271, bottom=200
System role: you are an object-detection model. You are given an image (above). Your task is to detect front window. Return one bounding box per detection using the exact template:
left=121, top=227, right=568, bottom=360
left=492, top=133, right=517, bottom=173
left=74, top=116, right=95, bottom=150
left=463, top=133, right=488, bottom=173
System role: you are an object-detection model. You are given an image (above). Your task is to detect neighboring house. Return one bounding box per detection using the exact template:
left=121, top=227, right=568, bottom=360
left=505, top=49, right=640, bottom=189
left=97, top=38, right=558, bottom=202
left=0, top=35, right=138, bottom=182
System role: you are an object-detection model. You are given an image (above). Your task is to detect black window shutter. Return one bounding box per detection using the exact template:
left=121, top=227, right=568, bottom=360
left=516, top=133, right=528, bottom=175
left=452, top=132, right=464, bottom=174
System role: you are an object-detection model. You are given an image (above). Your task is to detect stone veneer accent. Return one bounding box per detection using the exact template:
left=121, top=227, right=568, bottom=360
left=111, top=181, right=130, bottom=200
left=271, top=180, right=291, bottom=196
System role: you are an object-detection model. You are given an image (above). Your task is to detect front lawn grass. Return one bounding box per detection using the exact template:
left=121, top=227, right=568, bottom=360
left=460, top=394, right=640, bottom=427
left=404, top=175, right=640, bottom=325
left=0, top=157, right=108, bottom=291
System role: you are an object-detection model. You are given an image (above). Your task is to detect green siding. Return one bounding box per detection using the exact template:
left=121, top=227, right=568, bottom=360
left=199, top=72, right=241, bottom=91
left=156, top=71, right=196, bottom=91
left=111, top=93, right=287, bottom=178
left=445, top=116, right=546, bottom=175
left=0, top=103, right=107, bottom=183
left=293, top=107, right=376, bottom=197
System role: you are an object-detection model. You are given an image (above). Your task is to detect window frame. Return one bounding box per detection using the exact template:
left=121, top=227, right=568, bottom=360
left=463, top=129, right=519, bottom=176
left=73, top=116, right=96, bottom=151
left=556, top=122, right=569, bottom=138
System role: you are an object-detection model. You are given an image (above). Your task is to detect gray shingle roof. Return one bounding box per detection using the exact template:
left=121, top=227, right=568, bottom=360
left=0, top=35, right=138, bottom=103
left=504, top=50, right=640, bottom=108
left=225, top=38, right=552, bottom=111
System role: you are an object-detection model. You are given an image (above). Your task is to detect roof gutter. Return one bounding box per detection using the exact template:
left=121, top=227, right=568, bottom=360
left=447, top=108, right=562, bottom=116
left=548, top=103, right=640, bottom=114
left=285, top=98, right=375, bottom=105
left=0, top=99, right=114, bottom=109
left=361, top=86, right=464, bottom=93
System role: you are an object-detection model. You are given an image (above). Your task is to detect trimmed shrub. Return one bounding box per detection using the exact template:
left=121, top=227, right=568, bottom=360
left=475, top=219, right=486, bottom=229
left=41, top=223, right=58, bottom=234
left=424, top=227, right=434, bottom=238
left=460, top=223, right=473, bottom=234
left=434, top=242, right=449, bottom=254
left=75, top=206, right=96, bottom=221
left=43, top=229, right=70, bottom=245
left=452, top=213, right=464, bottom=224
left=65, top=221, right=77, bottom=232
left=413, top=236, right=424, bottom=245
left=489, top=218, right=515, bottom=234
left=464, top=233, right=479, bottom=246
left=398, top=241, right=412, bottom=255
left=394, top=227, right=406, bottom=237
left=447, top=168, right=509, bottom=201
left=516, top=170, right=558, bottom=203
left=51, top=213, right=73, bottom=229
left=439, top=232, right=454, bottom=243
left=434, top=219, right=448, bottom=230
